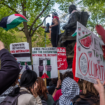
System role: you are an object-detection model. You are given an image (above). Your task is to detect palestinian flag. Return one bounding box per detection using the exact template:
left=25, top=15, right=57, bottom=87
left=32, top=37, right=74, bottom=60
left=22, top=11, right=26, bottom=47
left=72, top=30, right=77, bottom=37
left=0, top=14, right=27, bottom=31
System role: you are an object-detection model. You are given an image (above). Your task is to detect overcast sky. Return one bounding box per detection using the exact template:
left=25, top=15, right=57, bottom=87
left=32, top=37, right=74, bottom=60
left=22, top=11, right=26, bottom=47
left=42, top=3, right=61, bottom=25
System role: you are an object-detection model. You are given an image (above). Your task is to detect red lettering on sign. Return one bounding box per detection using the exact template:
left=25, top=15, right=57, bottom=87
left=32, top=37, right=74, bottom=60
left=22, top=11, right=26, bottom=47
left=16, top=50, right=29, bottom=53
left=98, top=65, right=101, bottom=79
left=93, top=63, right=98, bottom=78
left=10, top=50, right=15, bottom=53
left=100, top=65, right=104, bottom=81
left=88, top=60, right=91, bottom=76
left=32, top=54, right=42, bottom=56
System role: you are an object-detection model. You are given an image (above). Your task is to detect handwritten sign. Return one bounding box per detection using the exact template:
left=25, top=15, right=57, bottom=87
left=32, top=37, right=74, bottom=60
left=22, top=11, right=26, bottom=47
left=57, top=47, right=68, bottom=70
left=76, top=22, right=104, bottom=83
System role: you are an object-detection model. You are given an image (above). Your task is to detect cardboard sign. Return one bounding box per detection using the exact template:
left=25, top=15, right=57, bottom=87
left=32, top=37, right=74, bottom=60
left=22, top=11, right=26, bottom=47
left=76, top=22, right=104, bottom=83
left=10, top=42, right=32, bottom=74
left=32, top=47, right=58, bottom=78
left=57, top=47, right=68, bottom=70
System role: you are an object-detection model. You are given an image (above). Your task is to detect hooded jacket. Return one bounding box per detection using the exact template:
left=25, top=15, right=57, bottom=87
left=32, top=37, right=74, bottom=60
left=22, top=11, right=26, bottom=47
left=59, top=77, right=80, bottom=105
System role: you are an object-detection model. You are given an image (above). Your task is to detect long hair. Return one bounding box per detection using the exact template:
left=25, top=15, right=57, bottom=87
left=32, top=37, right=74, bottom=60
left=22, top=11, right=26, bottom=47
left=63, top=71, right=73, bottom=79
left=37, top=77, right=48, bottom=100
left=78, top=79, right=83, bottom=90
left=83, top=80, right=98, bottom=96
left=9, top=70, right=37, bottom=96
left=20, top=70, right=37, bottom=88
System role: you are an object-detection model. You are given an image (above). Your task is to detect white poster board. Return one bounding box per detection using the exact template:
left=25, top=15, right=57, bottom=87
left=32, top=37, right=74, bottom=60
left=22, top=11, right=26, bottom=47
left=10, top=42, right=32, bottom=74
left=32, top=47, right=58, bottom=78
left=76, top=22, right=104, bottom=83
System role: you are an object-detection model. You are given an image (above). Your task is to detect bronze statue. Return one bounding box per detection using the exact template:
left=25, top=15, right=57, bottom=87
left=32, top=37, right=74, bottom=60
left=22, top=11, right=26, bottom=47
left=58, top=4, right=89, bottom=57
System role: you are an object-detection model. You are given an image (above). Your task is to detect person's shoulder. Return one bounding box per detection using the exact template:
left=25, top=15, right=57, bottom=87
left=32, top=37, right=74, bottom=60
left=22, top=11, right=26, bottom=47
left=53, top=16, right=59, bottom=20
left=47, top=94, right=54, bottom=104
left=18, top=94, right=34, bottom=105
left=19, top=93, right=33, bottom=99
left=29, top=96, right=42, bottom=105
left=47, top=94, right=54, bottom=100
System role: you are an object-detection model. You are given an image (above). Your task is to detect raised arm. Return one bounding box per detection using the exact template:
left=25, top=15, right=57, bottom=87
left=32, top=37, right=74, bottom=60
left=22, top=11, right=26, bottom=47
left=0, top=41, right=20, bottom=94
left=94, top=79, right=105, bottom=105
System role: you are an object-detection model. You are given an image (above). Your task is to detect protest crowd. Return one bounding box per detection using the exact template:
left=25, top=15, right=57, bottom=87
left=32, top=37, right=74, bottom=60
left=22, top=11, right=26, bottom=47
left=0, top=40, right=105, bottom=105
left=0, top=2, right=105, bottom=105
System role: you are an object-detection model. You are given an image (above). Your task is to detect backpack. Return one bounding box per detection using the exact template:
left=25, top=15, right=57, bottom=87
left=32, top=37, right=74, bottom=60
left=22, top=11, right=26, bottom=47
left=0, top=91, right=29, bottom=105
left=71, top=94, right=99, bottom=105
left=80, top=11, right=89, bottom=27
left=40, top=96, right=48, bottom=105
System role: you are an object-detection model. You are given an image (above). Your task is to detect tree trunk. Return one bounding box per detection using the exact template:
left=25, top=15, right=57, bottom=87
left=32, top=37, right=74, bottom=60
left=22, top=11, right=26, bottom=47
left=28, top=36, right=33, bottom=67
left=22, top=2, right=33, bottom=69
left=23, top=23, right=33, bottom=66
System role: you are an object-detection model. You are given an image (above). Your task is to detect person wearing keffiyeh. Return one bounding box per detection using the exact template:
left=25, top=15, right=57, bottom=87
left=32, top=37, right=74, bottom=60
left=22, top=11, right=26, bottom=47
left=59, top=77, right=80, bottom=105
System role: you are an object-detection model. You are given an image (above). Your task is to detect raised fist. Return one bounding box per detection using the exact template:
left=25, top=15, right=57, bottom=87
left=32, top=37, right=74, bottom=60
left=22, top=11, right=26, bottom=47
left=0, top=41, right=5, bottom=50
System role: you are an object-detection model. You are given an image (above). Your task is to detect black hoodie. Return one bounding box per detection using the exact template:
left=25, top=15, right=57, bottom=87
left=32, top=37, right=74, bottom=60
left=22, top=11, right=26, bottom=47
left=0, top=49, right=20, bottom=94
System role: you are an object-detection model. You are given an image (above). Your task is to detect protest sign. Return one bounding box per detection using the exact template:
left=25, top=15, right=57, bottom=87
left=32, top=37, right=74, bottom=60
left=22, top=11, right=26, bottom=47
left=57, top=47, right=68, bottom=74
left=76, top=22, right=104, bottom=83
left=32, top=47, right=58, bottom=78
left=10, top=42, right=32, bottom=74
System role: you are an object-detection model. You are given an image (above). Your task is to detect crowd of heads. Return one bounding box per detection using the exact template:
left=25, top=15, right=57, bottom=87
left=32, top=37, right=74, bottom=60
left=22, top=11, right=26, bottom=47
left=17, top=70, right=100, bottom=104
left=18, top=70, right=99, bottom=96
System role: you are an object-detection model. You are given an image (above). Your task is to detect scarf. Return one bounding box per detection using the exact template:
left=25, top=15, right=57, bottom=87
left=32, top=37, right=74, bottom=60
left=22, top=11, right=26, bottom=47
left=59, top=77, right=80, bottom=105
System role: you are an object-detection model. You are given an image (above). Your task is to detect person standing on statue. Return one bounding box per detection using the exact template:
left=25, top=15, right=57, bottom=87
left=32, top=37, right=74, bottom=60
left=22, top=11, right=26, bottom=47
left=50, top=12, right=60, bottom=47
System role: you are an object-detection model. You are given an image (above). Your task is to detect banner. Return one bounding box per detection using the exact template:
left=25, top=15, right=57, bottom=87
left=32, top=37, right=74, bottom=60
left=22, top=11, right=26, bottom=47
left=76, top=22, right=104, bottom=83
left=10, top=42, right=32, bottom=74
left=32, top=47, right=58, bottom=78
left=57, top=47, right=68, bottom=73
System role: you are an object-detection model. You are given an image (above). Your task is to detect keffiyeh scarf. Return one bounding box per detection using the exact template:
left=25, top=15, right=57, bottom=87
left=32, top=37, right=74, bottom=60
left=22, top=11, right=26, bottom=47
left=59, top=77, right=80, bottom=105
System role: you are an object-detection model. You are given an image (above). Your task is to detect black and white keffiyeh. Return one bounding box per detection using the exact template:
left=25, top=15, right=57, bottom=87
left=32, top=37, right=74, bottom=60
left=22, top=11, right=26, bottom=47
left=0, top=85, right=18, bottom=103
left=59, top=77, right=80, bottom=105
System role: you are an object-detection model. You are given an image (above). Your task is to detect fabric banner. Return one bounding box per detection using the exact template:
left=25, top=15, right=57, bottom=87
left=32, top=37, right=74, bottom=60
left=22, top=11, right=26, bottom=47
left=57, top=47, right=68, bottom=74
left=76, top=22, right=104, bottom=83
left=32, top=47, right=58, bottom=78
left=10, top=42, right=32, bottom=74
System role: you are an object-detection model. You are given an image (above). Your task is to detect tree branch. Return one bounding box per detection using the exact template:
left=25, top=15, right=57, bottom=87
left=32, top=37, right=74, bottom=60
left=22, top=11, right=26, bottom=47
left=29, top=0, right=51, bottom=35
left=30, top=15, right=50, bottom=36
left=0, top=2, right=19, bottom=14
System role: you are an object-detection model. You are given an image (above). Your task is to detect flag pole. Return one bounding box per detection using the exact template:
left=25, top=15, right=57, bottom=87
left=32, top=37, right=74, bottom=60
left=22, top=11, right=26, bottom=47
left=44, top=78, right=47, bottom=86
left=58, top=70, right=60, bottom=80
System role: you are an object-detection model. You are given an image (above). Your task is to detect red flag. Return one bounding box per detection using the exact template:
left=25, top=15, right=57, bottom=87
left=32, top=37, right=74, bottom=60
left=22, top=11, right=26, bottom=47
left=96, top=25, right=105, bottom=43
left=72, top=43, right=79, bottom=82
left=41, top=73, right=49, bottom=79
